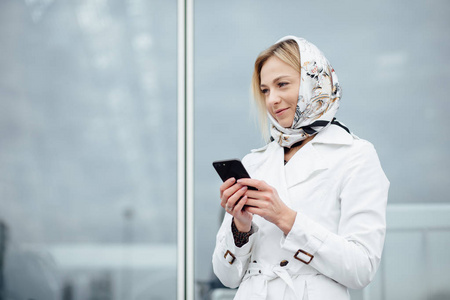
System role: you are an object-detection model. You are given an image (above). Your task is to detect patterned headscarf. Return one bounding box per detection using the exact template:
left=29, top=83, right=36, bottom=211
left=268, top=36, right=342, bottom=148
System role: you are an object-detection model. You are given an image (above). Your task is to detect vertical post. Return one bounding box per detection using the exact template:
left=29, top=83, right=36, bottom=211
left=121, top=207, right=134, bottom=300
left=186, top=0, right=195, bottom=299
left=177, top=0, right=194, bottom=299
left=177, top=0, right=186, bottom=298
left=422, top=230, right=429, bottom=299
left=0, top=222, right=7, bottom=300
left=380, top=255, right=386, bottom=300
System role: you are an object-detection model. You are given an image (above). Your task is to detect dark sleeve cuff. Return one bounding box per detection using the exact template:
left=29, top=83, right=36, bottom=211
left=231, top=218, right=254, bottom=248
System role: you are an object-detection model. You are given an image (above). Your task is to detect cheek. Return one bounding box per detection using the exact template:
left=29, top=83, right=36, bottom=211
left=290, top=82, right=300, bottom=105
left=289, top=90, right=299, bottom=106
left=264, top=98, right=271, bottom=112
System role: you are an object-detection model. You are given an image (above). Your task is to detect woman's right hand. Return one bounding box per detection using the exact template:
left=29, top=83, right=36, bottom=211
left=220, top=178, right=253, bottom=232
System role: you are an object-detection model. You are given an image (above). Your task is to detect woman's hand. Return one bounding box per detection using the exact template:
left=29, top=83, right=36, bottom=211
left=220, top=178, right=253, bottom=232
left=237, top=178, right=297, bottom=235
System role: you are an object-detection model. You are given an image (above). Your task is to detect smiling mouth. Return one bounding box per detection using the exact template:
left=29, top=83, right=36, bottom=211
left=275, top=108, right=288, bottom=115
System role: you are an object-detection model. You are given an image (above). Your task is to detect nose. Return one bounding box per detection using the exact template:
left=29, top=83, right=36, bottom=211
left=267, top=90, right=281, bottom=106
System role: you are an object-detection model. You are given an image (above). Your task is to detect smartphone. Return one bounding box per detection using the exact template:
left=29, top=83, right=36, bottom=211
left=212, top=159, right=257, bottom=190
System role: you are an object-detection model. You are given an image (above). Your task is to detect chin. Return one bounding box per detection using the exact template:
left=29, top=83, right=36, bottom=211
left=273, top=115, right=294, bottom=128
left=279, top=120, right=293, bottom=128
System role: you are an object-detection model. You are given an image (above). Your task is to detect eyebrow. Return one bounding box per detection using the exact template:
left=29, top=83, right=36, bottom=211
left=260, top=75, right=291, bottom=88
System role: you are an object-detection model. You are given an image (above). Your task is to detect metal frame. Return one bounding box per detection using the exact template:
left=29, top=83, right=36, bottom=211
left=177, top=0, right=194, bottom=299
left=362, top=204, right=450, bottom=300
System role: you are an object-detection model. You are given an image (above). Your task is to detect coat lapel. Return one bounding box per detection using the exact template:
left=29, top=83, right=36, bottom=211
left=284, top=142, right=328, bottom=189
left=254, top=144, right=293, bottom=207
left=284, top=124, right=353, bottom=188
left=249, top=124, right=352, bottom=206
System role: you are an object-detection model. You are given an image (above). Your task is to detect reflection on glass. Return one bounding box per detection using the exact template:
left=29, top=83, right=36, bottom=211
left=194, top=1, right=450, bottom=299
left=0, top=0, right=177, bottom=299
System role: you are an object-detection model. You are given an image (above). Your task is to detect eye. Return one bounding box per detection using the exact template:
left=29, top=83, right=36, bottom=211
left=278, top=82, right=288, bottom=88
left=261, top=88, right=269, bottom=94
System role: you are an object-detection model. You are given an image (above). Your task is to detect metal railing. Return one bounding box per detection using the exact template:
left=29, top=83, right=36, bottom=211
left=361, top=204, right=450, bottom=300
left=210, top=204, right=450, bottom=300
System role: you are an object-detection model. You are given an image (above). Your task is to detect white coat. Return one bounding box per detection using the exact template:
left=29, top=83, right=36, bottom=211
left=212, top=124, right=389, bottom=300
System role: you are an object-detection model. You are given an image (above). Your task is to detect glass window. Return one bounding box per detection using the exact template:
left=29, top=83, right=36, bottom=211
left=0, top=0, right=177, bottom=299
left=194, top=1, right=450, bottom=299
left=2, top=0, right=450, bottom=299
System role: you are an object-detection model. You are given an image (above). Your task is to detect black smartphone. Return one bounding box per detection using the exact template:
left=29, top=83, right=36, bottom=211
left=212, top=159, right=257, bottom=190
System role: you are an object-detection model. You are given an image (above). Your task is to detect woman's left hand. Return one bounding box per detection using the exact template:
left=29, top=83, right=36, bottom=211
left=237, top=178, right=297, bottom=235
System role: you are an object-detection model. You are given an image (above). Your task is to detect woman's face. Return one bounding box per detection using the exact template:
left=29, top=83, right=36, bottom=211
left=260, top=56, right=300, bottom=128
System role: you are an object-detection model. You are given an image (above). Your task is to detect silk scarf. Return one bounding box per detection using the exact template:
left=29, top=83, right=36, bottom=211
left=268, top=35, right=342, bottom=148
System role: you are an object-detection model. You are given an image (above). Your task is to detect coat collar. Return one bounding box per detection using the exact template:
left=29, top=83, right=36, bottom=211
left=248, top=140, right=327, bottom=204
left=248, top=124, right=353, bottom=191
left=310, top=124, right=354, bottom=146
left=285, top=125, right=353, bottom=187
left=284, top=141, right=327, bottom=188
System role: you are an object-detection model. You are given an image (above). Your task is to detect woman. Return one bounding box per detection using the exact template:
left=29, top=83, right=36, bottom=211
left=212, top=35, right=389, bottom=300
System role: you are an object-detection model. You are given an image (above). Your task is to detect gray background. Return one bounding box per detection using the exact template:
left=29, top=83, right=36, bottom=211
left=194, top=0, right=450, bottom=298
left=0, top=0, right=449, bottom=299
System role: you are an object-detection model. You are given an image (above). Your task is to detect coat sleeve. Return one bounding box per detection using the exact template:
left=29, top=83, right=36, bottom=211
left=212, top=151, right=262, bottom=288
left=280, top=141, right=389, bottom=289
left=212, top=212, right=259, bottom=288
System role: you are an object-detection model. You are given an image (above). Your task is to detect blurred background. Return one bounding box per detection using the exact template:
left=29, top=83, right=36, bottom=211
left=1, top=0, right=449, bottom=299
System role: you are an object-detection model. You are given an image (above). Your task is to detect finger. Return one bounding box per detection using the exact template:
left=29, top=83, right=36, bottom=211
left=221, top=183, right=243, bottom=209
left=237, top=178, right=265, bottom=190
left=244, top=189, right=264, bottom=200
left=244, top=205, right=262, bottom=216
left=227, top=186, right=248, bottom=208
left=220, top=178, right=236, bottom=196
left=234, top=195, right=248, bottom=212
left=244, top=198, right=263, bottom=208
left=221, top=183, right=243, bottom=206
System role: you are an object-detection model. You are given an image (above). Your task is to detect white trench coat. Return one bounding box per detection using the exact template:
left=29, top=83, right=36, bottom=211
left=212, top=124, right=389, bottom=300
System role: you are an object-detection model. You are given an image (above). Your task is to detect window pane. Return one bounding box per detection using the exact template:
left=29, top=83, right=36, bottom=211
left=194, top=0, right=450, bottom=299
left=0, top=1, right=177, bottom=299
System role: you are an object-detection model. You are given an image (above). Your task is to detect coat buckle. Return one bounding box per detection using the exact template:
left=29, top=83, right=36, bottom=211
left=294, top=249, right=314, bottom=264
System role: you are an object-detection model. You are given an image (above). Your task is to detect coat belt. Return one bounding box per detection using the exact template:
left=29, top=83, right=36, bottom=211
left=240, top=262, right=317, bottom=300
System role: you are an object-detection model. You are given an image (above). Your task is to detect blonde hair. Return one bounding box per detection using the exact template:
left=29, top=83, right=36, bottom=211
left=251, top=39, right=301, bottom=140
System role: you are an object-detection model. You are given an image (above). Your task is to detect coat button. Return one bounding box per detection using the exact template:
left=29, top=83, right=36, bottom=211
left=280, top=260, right=289, bottom=267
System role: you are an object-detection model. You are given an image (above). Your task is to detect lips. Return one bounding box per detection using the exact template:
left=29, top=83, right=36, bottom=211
left=275, top=108, right=288, bottom=116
